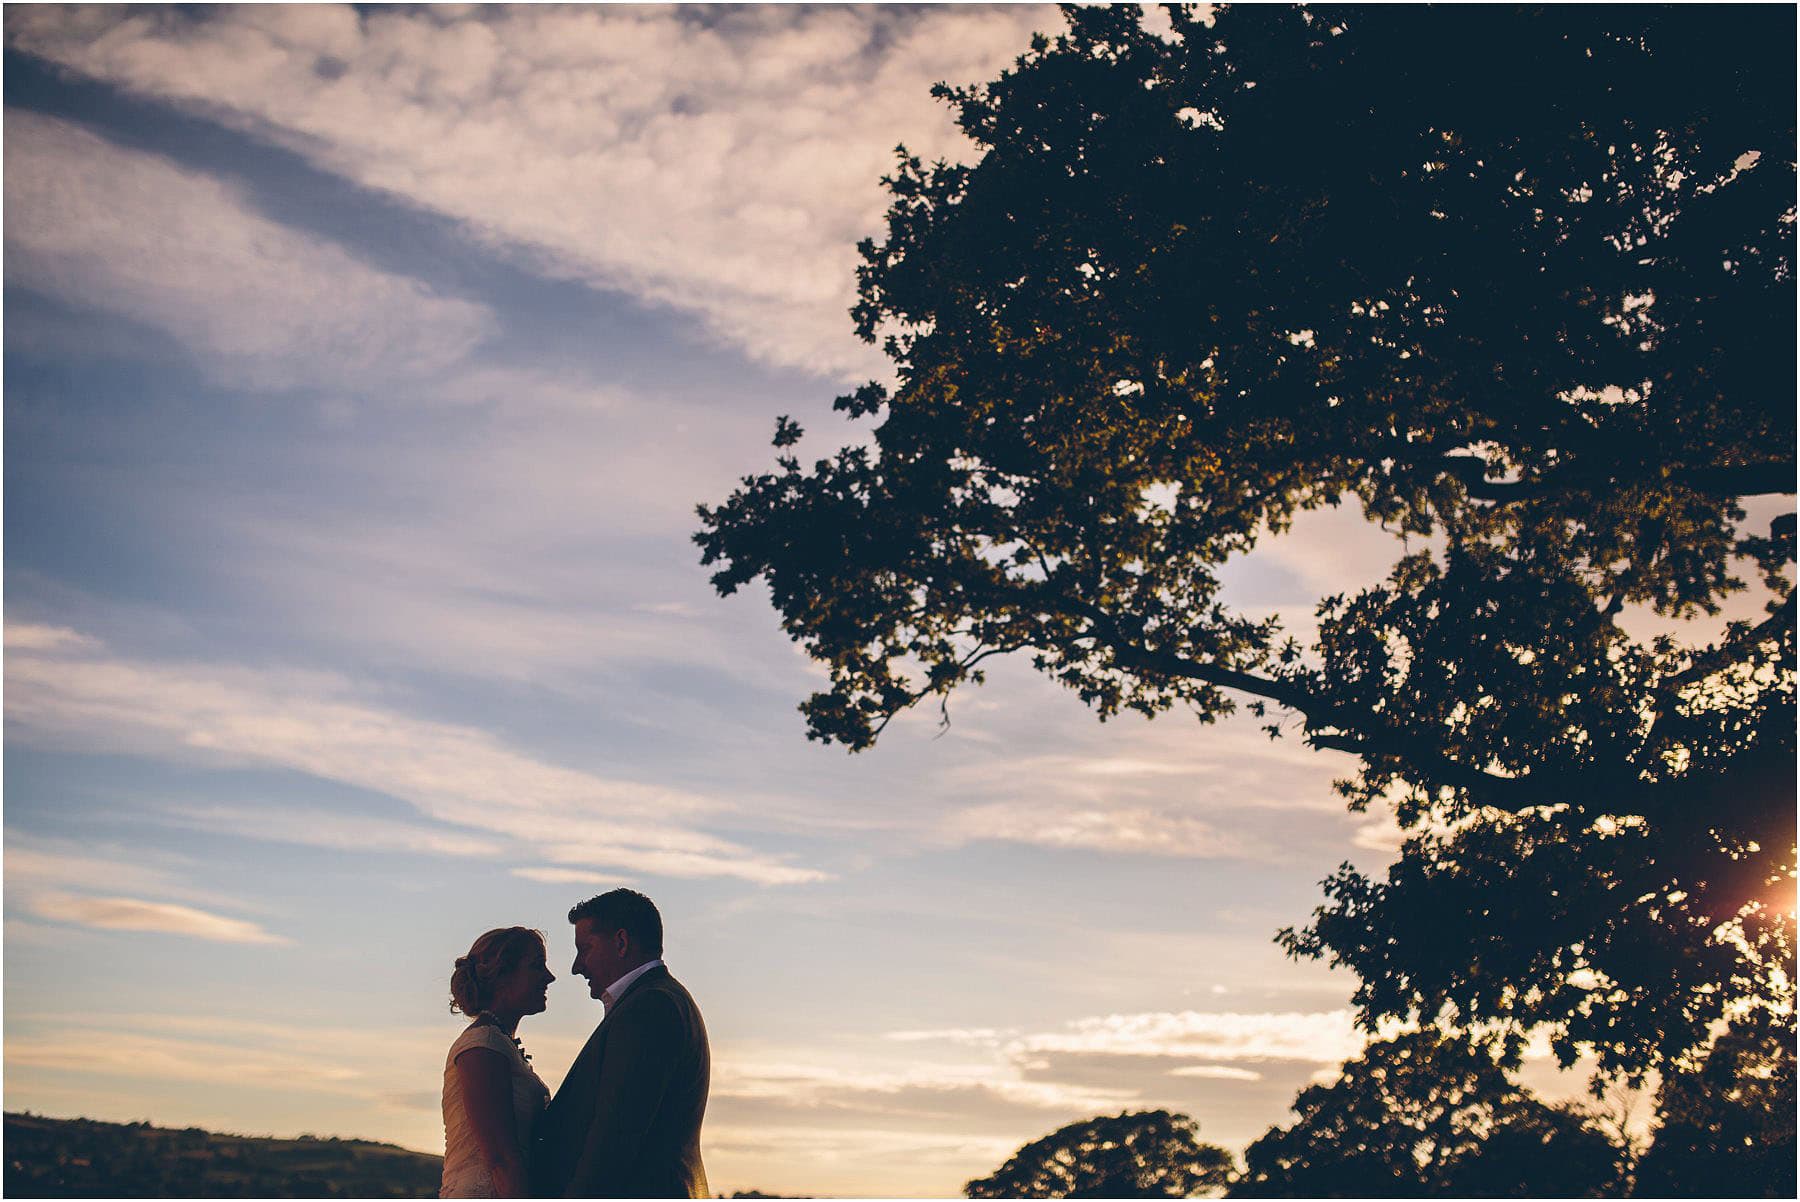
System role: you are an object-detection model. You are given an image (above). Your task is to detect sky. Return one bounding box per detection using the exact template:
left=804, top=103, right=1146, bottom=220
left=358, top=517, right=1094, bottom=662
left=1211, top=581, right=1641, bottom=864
left=1, top=5, right=1770, bottom=1196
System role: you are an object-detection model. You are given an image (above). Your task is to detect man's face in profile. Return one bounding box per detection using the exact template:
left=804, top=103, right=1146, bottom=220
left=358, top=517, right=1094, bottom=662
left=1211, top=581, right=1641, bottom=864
left=572, top=916, right=630, bottom=999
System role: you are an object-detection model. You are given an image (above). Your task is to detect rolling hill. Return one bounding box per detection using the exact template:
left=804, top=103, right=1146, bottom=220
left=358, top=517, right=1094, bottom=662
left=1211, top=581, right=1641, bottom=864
left=4, top=1112, right=443, bottom=1198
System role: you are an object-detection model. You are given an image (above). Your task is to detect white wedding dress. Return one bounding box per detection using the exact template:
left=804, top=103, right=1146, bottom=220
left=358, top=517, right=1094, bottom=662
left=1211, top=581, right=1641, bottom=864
left=440, top=1021, right=550, bottom=1198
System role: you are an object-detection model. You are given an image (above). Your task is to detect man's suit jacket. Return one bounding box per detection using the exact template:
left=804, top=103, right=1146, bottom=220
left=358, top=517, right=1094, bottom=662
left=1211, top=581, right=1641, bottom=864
left=533, top=964, right=710, bottom=1199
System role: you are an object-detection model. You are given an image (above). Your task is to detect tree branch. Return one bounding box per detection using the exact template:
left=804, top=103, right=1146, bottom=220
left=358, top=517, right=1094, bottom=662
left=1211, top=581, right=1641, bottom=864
left=866, top=640, right=1027, bottom=742
left=1304, top=732, right=1567, bottom=808
left=1066, top=601, right=1572, bottom=810
left=1664, top=595, right=1797, bottom=693
left=1438, top=455, right=1795, bottom=503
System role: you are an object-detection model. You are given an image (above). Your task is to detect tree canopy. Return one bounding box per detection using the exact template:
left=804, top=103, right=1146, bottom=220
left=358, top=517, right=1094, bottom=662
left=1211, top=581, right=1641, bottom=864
left=1231, top=1032, right=1623, bottom=1197
left=696, top=4, right=1796, bottom=1077
left=1632, top=1012, right=1797, bottom=1197
left=965, top=1109, right=1234, bottom=1198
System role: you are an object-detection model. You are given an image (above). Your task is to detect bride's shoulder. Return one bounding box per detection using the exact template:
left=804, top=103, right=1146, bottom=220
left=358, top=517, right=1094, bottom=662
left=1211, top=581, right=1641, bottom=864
left=448, top=1016, right=513, bottom=1061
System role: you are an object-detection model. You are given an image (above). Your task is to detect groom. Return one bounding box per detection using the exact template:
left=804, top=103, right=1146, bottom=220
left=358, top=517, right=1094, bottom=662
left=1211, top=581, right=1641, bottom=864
left=533, top=889, right=710, bottom=1198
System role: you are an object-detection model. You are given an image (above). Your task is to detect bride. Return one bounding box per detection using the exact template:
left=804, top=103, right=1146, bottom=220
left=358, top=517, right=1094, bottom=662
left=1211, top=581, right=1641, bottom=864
left=441, top=927, right=555, bottom=1198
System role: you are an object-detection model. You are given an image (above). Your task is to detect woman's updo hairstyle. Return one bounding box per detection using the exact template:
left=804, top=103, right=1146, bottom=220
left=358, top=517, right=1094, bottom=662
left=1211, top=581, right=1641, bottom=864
left=449, top=926, right=546, bottom=1017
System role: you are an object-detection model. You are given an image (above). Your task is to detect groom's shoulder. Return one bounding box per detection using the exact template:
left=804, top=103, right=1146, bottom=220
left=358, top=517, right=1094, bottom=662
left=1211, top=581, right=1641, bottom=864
left=609, top=978, right=697, bottom=1048
left=641, top=968, right=698, bottom=1009
left=635, top=968, right=705, bottom=1029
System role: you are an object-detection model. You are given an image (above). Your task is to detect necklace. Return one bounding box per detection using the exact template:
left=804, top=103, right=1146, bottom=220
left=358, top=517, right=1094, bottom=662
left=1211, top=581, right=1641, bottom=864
left=476, top=1011, right=532, bottom=1065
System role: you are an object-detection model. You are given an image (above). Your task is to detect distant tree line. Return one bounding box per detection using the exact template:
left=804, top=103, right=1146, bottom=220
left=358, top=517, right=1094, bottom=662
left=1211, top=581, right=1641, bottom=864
left=962, top=1022, right=1795, bottom=1197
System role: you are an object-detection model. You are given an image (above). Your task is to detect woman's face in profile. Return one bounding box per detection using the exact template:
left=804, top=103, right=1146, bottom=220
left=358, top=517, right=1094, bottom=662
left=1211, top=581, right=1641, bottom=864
left=491, top=945, right=556, bottom=1017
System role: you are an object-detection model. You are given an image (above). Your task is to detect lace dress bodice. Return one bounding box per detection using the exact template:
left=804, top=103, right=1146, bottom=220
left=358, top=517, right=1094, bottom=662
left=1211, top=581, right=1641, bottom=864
left=440, top=1020, right=550, bottom=1198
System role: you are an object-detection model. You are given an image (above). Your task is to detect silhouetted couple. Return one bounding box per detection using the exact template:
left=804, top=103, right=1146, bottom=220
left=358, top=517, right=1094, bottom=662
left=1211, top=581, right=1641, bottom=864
left=439, top=889, right=710, bottom=1198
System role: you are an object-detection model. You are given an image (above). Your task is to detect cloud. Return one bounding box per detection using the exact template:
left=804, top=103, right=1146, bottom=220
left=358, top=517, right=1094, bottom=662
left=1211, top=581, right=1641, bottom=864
left=4, top=624, right=828, bottom=886
left=3, top=1011, right=463, bottom=1097
left=1234, top=501, right=1424, bottom=608
left=26, top=891, right=288, bottom=945
left=703, top=1121, right=1021, bottom=1199
left=1169, top=1064, right=1263, bottom=1081
left=7, top=838, right=208, bottom=900
left=929, top=721, right=1360, bottom=861
left=885, top=1028, right=1018, bottom=1046
left=944, top=799, right=1254, bottom=859
left=892, top=653, right=1380, bottom=862
left=713, top=1055, right=1136, bottom=1119
left=945, top=1005, right=1557, bottom=1104
left=886, top=1010, right=1386, bottom=1093
left=535, top=843, right=828, bottom=887
left=4, top=109, right=497, bottom=397
left=512, top=866, right=632, bottom=886
left=5, top=1008, right=597, bottom=1123
left=881, top=1009, right=1393, bottom=1095
left=6, top=836, right=287, bottom=945
left=155, top=422, right=783, bottom=690
left=3, top=622, right=101, bottom=653
left=1071, top=757, right=1214, bottom=778
left=940, top=722, right=1354, bottom=816
left=8, top=1029, right=359, bottom=1089
left=156, top=802, right=499, bottom=858
left=1352, top=816, right=1406, bottom=855
left=710, top=1007, right=1380, bottom=1190
left=1008, top=1009, right=1373, bottom=1065
left=6, top=5, right=1059, bottom=378
left=6, top=834, right=270, bottom=912
left=0, top=104, right=785, bottom=690
left=4, top=918, right=76, bottom=948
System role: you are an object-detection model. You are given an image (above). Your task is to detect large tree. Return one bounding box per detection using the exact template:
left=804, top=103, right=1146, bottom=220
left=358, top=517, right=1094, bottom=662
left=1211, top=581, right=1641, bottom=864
left=697, top=4, right=1796, bottom=1077
left=965, top=1109, right=1234, bottom=1198
left=1232, top=1032, right=1623, bottom=1197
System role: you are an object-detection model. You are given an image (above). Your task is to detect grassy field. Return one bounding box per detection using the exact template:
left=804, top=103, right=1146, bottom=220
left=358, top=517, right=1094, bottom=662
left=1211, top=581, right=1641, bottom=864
left=4, top=1112, right=443, bottom=1198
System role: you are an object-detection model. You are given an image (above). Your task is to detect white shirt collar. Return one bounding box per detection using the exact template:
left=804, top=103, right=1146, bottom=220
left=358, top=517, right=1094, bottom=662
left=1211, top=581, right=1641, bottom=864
left=600, top=958, right=663, bottom=1013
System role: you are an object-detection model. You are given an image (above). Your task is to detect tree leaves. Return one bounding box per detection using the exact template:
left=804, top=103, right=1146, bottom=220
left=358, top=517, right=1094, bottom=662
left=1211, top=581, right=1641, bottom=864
left=696, top=4, right=1796, bottom=1076
left=965, top=1110, right=1234, bottom=1199
left=1233, top=1033, right=1624, bottom=1198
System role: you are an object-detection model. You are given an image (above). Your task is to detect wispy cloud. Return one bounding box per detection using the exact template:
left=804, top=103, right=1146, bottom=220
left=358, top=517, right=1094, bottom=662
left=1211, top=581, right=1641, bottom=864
left=718, top=1009, right=1336, bottom=1151
left=944, top=799, right=1254, bottom=859
left=930, top=719, right=1360, bottom=861
left=3, top=622, right=102, bottom=653
left=1352, top=816, right=1407, bottom=855
left=6, top=5, right=1057, bottom=377
left=3, top=1011, right=488, bottom=1098
left=8, top=1029, right=358, bottom=1089
left=704, top=1009, right=1356, bottom=1193
left=5, top=623, right=828, bottom=886
left=6, top=836, right=286, bottom=945
left=1007, top=1009, right=1374, bottom=1065
left=155, top=802, right=498, bottom=858
left=1169, top=1064, right=1264, bottom=1081
left=512, top=867, right=632, bottom=887
left=713, top=1054, right=1137, bottom=1117
left=1226, top=501, right=1424, bottom=611
left=26, top=892, right=288, bottom=945
left=885, top=1028, right=1019, bottom=1046
left=6, top=836, right=254, bottom=911
left=886, top=1007, right=1407, bottom=1087
left=4, top=110, right=497, bottom=398
left=1, top=107, right=783, bottom=691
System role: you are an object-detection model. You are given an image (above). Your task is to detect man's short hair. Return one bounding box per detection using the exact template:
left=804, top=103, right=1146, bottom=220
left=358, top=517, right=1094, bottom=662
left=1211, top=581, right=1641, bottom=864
left=568, top=888, right=664, bottom=956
